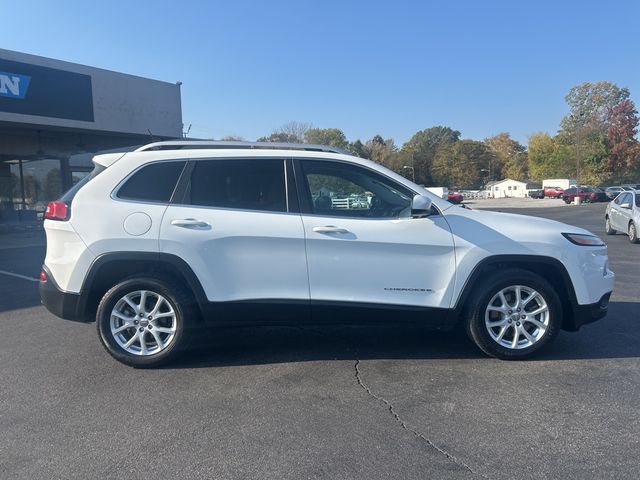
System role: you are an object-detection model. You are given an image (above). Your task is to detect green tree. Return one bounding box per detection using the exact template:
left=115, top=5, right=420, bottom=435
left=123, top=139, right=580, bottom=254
left=485, top=133, right=528, bottom=180
left=304, top=128, right=349, bottom=149
left=258, top=121, right=311, bottom=143
left=432, top=140, right=492, bottom=188
left=559, top=81, right=630, bottom=137
left=401, top=126, right=460, bottom=185
left=527, top=133, right=573, bottom=180
left=257, top=132, right=299, bottom=143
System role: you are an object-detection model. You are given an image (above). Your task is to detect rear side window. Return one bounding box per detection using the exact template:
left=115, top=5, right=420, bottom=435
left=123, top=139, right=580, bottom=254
left=61, top=163, right=105, bottom=204
left=187, top=159, right=286, bottom=212
left=117, top=161, right=186, bottom=203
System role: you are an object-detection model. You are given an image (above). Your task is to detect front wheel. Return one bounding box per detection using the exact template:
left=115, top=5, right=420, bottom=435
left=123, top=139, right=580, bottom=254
left=96, top=277, right=195, bottom=367
left=629, top=222, right=639, bottom=244
left=563, top=197, right=571, bottom=204
left=605, top=216, right=616, bottom=235
left=465, top=269, right=562, bottom=360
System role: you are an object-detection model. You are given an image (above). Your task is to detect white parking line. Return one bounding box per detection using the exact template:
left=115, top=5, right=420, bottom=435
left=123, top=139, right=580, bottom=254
left=0, top=270, right=39, bottom=282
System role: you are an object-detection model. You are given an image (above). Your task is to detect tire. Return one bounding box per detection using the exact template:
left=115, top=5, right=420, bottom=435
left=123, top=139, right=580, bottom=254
left=605, top=216, right=616, bottom=235
left=464, top=269, right=562, bottom=360
left=563, top=197, right=571, bottom=204
left=96, top=276, right=197, bottom=368
left=629, top=222, right=639, bottom=244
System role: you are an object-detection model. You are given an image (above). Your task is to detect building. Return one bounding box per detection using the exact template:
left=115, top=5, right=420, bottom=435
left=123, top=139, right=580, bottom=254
left=1, top=49, right=182, bottom=222
left=485, top=179, right=540, bottom=198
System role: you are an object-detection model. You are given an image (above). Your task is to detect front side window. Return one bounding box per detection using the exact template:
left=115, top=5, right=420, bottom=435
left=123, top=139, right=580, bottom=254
left=117, top=161, right=186, bottom=202
left=187, top=159, right=286, bottom=212
left=615, top=193, right=630, bottom=205
left=300, top=160, right=413, bottom=218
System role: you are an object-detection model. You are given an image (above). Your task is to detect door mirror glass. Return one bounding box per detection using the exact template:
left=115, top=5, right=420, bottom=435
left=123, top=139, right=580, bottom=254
left=411, top=194, right=432, bottom=218
left=621, top=203, right=632, bottom=209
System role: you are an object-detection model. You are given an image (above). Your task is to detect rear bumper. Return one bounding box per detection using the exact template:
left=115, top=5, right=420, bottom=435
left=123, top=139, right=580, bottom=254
left=39, top=267, right=87, bottom=322
left=565, top=292, right=611, bottom=331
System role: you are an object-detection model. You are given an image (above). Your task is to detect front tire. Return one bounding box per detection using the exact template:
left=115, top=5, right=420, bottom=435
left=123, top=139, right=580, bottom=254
left=96, top=277, right=195, bottom=367
left=464, top=269, right=562, bottom=360
left=629, top=222, right=639, bottom=244
left=605, top=216, right=616, bottom=235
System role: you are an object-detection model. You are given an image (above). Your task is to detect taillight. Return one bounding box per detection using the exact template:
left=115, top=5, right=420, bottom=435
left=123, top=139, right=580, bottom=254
left=44, top=201, right=69, bottom=221
left=39, top=270, right=48, bottom=282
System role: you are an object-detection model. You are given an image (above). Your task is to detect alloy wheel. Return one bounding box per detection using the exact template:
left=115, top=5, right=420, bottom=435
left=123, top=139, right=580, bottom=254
left=110, top=290, right=177, bottom=355
left=484, top=285, right=550, bottom=350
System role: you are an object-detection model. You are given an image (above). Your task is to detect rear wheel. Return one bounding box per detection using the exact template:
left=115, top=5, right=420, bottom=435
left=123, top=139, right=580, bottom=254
left=465, top=269, right=561, bottom=359
left=605, top=216, right=616, bottom=235
left=629, top=222, right=639, bottom=244
left=96, top=277, right=196, bottom=367
left=563, top=197, right=571, bottom=204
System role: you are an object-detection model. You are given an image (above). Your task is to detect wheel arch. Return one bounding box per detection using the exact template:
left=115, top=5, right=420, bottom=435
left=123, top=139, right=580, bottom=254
left=451, top=255, right=580, bottom=332
left=78, top=252, right=208, bottom=321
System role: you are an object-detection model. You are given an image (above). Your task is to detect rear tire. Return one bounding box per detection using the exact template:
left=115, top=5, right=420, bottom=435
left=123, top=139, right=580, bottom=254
left=464, top=269, right=562, bottom=360
left=605, top=216, right=616, bottom=235
left=629, top=222, right=639, bottom=244
left=96, top=277, right=196, bottom=368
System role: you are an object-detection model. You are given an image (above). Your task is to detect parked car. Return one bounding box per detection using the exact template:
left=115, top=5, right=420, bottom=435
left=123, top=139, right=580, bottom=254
left=39, top=141, right=614, bottom=367
left=562, top=187, right=607, bottom=204
left=605, top=190, right=640, bottom=243
left=622, top=184, right=640, bottom=191
left=544, top=186, right=564, bottom=198
left=604, top=186, right=627, bottom=200
left=447, top=191, right=464, bottom=204
left=528, top=189, right=545, bottom=199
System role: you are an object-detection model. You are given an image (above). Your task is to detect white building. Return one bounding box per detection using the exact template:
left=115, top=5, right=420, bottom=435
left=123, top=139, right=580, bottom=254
left=485, top=179, right=538, bottom=198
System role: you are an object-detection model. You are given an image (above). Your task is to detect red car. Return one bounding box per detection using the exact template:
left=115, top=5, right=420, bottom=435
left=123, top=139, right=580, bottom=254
left=544, top=186, right=564, bottom=198
left=561, top=187, right=608, bottom=203
left=448, top=191, right=464, bottom=204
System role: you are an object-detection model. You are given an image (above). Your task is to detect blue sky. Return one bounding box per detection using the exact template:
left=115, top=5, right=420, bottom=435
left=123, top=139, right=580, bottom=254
left=4, top=0, right=640, bottom=145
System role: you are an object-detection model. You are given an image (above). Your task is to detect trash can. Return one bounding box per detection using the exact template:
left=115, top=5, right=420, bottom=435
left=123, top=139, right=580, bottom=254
left=574, top=196, right=582, bottom=205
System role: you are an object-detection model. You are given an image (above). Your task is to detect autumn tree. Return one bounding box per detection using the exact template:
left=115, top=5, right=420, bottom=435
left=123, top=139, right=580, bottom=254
left=431, top=140, right=492, bottom=188
left=401, top=126, right=460, bottom=185
left=607, top=98, right=640, bottom=179
left=484, top=133, right=528, bottom=180
left=304, top=128, right=349, bottom=149
left=559, top=81, right=630, bottom=137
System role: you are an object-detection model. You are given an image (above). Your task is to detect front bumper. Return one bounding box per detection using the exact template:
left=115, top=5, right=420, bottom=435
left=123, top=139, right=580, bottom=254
left=39, top=267, right=86, bottom=322
left=565, top=292, right=611, bottom=331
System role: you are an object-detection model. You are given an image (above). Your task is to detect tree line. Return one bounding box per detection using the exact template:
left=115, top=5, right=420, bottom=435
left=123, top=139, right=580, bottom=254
left=222, top=81, right=639, bottom=189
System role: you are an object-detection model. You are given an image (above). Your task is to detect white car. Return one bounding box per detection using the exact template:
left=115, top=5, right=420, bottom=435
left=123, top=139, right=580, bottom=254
left=40, top=141, right=614, bottom=367
left=605, top=190, right=640, bottom=243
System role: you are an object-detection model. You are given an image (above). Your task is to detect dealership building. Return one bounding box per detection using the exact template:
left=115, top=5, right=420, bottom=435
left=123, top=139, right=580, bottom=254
left=0, top=48, right=183, bottom=222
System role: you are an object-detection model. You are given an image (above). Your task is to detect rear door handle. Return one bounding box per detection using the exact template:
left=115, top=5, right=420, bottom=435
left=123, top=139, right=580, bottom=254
left=312, top=225, right=349, bottom=234
left=171, top=218, right=210, bottom=229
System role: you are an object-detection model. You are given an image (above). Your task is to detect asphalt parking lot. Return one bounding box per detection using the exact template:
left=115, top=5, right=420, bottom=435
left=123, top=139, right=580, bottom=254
left=0, top=203, right=638, bottom=480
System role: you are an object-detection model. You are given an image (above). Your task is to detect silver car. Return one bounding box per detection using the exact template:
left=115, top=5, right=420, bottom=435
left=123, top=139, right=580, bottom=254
left=605, top=190, right=640, bottom=243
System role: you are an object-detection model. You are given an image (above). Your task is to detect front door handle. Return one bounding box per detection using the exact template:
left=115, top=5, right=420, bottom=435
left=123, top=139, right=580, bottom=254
left=171, top=218, right=210, bottom=229
left=312, top=225, right=349, bottom=234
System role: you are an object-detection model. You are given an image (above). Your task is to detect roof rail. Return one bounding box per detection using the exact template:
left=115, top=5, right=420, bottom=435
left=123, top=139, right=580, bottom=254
left=135, top=140, right=349, bottom=155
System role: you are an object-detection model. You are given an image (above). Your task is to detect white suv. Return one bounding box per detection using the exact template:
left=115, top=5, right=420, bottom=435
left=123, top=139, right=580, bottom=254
left=40, top=141, right=614, bottom=367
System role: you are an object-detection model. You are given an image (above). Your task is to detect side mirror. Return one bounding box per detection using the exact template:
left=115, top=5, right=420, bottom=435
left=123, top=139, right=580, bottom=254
left=621, top=203, right=632, bottom=209
left=411, top=194, right=432, bottom=218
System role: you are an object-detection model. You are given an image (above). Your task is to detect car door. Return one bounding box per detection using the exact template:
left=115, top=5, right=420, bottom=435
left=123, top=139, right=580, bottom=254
left=159, top=157, right=309, bottom=306
left=616, top=192, right=634, bottom=229
left=295, top=158, right=456, bottom=311
left=610, top=192, right=630, bottom=230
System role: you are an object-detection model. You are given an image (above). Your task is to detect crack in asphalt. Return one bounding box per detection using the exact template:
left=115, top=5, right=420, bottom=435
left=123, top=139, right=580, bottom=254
left=297, top=326, right=489, bottom=478
left=353, top=359, right=489, bottom=479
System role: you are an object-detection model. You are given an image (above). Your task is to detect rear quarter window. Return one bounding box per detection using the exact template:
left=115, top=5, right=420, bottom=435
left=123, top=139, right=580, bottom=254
left=116, top=161, right=186, bottom=203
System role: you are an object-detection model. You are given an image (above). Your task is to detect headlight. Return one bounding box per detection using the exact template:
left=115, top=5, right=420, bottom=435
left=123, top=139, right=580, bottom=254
left=562, top=233, right=605, bottom=246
